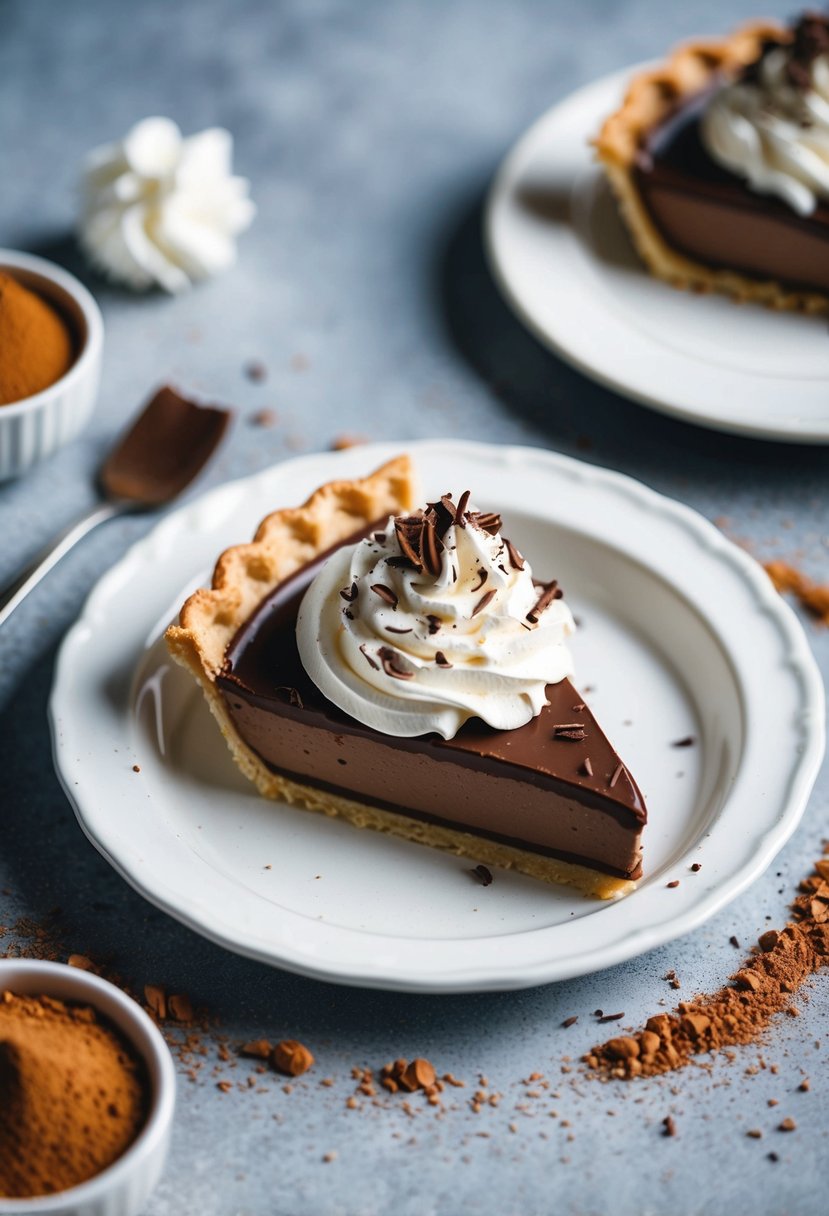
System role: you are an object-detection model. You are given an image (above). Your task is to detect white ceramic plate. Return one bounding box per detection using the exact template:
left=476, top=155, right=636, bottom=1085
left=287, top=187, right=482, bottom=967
left=50, top=442, right=824, bottom=992
left=485, top=68, right=829, bottom=443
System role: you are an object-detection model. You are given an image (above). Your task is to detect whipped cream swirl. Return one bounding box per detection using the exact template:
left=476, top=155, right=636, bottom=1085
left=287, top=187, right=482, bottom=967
left=701, top=24, right=829, bottom=216
left=79, top=117, right=255, bottom=293
left=296, top=495, right=575, bottom=739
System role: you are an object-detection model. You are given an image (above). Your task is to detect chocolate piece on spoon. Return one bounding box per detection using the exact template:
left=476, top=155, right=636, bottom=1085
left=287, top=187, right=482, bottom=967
left=0, top=384, right=232, bottom=627
left=100, top=385, right=231, bottom=505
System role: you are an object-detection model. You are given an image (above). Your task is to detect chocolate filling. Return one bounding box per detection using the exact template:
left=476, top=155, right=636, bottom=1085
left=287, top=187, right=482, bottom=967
left=634, top=87, right=829, bottom=293
left=217, top=526, right=646, bottom=881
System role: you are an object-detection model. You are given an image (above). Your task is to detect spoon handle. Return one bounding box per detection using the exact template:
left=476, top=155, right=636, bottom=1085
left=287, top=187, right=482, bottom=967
left=0, top=501, right=123, bottom=628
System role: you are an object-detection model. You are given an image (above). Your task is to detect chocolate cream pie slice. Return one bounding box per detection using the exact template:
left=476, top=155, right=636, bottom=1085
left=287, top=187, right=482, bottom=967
left=596, top=13, right=829, bottom=313
left=166, top=456, right=646, bottom=899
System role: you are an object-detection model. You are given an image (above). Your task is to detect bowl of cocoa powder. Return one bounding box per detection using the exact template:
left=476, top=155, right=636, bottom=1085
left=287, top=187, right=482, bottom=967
left=0, top=959, right=175, bottom=1215
left=0, top=248, right=103, bottom=481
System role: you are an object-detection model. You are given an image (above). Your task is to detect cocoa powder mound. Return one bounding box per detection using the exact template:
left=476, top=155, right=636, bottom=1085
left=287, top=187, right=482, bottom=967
left=586, top=852, right=829, bottom=1080
left=0, top=991, right=147, bottom=1198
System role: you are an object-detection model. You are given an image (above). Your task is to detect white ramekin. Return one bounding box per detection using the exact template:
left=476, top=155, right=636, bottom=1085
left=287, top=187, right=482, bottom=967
left=0, top=959, right=175, bottom=1216
left=0, top=249, right=104, bottom=482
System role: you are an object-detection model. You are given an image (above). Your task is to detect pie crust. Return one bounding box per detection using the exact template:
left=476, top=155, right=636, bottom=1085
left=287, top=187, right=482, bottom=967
left=595, top=20, right=829, bottom=315
left=166, top=455, right=636, bottom=899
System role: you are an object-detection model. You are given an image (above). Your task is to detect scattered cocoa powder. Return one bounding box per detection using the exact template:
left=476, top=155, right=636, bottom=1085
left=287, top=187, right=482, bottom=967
left=765, top=561, right=829, bottom=625
left=586, top=851, right=829, bottom=1080
left=0, top=991, right=147, bottom=1198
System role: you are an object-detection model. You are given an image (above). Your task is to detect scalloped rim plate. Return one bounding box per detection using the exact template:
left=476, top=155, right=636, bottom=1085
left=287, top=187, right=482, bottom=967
left=485, top=67, right=829, bottom=442
left=50, top=442, right=824, bottom=991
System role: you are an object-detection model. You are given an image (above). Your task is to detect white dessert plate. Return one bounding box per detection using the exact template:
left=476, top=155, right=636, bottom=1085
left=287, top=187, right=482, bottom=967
left=50, top=442, right=824, bottom=992
left=485, top=67, right=829, bottom=443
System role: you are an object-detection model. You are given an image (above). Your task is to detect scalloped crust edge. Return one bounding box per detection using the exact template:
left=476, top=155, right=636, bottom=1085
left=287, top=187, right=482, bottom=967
left=594, top=21, right=829, bottom=316
left=165, top=453, right=632, bottom=900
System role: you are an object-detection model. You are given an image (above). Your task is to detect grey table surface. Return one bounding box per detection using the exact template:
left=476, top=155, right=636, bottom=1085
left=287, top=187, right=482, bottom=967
left=1, top=1, right=827, bottom=1213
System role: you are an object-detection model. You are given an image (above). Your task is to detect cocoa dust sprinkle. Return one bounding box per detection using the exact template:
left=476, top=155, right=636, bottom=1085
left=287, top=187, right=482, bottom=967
left=586, top=849, right=829, bottom=1081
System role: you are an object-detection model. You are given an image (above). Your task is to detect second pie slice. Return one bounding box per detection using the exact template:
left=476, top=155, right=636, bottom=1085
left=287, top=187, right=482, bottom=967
left=166, top=455, right=646, bottom=899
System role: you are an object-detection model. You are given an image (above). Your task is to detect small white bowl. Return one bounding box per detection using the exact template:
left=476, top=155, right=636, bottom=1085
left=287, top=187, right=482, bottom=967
left=0, top=249, right=103, bottom=481
left=0, top=959, right=175, bottom=1216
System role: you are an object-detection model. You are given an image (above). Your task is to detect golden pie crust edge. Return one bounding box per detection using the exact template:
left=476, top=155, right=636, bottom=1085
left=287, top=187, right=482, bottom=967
left=166, top=453, right=633, bottom=900
left=594, top=20, right=829, bottom=315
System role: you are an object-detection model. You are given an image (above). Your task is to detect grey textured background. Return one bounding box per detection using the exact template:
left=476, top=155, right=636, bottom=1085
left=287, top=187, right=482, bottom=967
left=1, top=2, right=827, bottom=1213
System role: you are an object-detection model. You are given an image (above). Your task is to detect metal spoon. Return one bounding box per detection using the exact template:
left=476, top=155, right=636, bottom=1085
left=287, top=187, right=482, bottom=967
left=0, top=385, right=232, bottom=627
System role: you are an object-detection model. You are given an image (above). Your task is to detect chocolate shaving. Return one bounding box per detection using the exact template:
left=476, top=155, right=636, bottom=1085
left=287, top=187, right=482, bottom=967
left=386, top=626, right=413, bottom=634
left=454, top=490, right=472, bottom=525
left=359, top=644, right=379, bottom=671
left=526, top=580, right=562, bottom=625
left=580, top=758, right=594, bottom=777
left=378, top=646, right=413, bottom=680
left=469, top=567, right=488, bottom=593
left=608, top=762, right=625, bottom=789
left=470, top=864, right=493, bottom=887
left=561, top=1016, right=578, bottom=1029
left=394, top=513, right=444, bottom=577
left=598, top=1012, right=624, bottom=1024
left=435, top=651, right=453, bottom=668
left=340, top=582, right=358, bottom=602
left=426, top=614, right=442, bottom=635
left=671, top=736, right=695, bottom=748
left=471, top=589, right=496, bottom=617
left=467, top=511, right=502, bottom=536
left=421, top=517, right=443, bottom=576
left=370, top=583, right=398, bottom=609
left=553, top=723, right=587, bottom=741
left=504, top=538, right=525, bottom=571
left=275, top=686, right=303, bottom=709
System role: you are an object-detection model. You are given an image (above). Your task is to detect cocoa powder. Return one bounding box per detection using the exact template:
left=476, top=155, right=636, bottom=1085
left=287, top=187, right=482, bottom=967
left=586, top=850, right=829, bottom=1080
left=0, top=991, right=147, bottom=1198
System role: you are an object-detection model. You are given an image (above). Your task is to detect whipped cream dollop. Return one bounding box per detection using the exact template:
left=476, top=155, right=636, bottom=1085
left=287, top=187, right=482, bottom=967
left=296, top=494, right=575, bottom=740
left=701, top=18, right=829, bottom=216
left=79, top=117, right=255, bottom=293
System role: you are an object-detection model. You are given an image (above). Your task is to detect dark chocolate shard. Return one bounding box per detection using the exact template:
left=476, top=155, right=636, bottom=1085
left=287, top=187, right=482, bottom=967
left=504, top=538, right=525, bottom=571
left=340, top=582, right=358, bottom=603
left=526, top=580, right=563, bottom=625
left=471, top=589, right=496, bottom=617
left=435, top=651, right=453, bottom=668
left=370, top=583, right=399, bottom=609
left=378, top=646, right=414, bottom=680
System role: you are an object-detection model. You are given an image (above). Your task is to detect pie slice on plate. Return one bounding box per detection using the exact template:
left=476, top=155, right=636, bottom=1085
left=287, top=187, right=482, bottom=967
left=595, top=13, right=829, bottom=313
left=166, top=455, right=646, bottom=899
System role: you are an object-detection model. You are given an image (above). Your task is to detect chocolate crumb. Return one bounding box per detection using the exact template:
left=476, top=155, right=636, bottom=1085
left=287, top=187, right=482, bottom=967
left=471, top=864, right=493, bottom=887
left=598, top=1012, right=624, bottom=1024
left=331, top=434, right=367, bottom=450
left=690, top=863, right=702, bottom=873
left=798, top=1078, right=810, bottom=1092
left=132, top=764, right=140, bottom=773
left=561, top=1016, right=578, bottom=1029
left=662, top=1116, right=677, bottom=1137
left=779, top=1117, right=796, bottom=1132
left=666, top=880, right=680, bottom=889
left=747, top=1129, right=763, bottom=1139
left=340, top=582, right=358, bottom=602
left=435, top=651, right=453, bottom=668
left=672, top=736, right=696, bottom=748
left=245, top=359, right=267, bottom=382
left=730, top=935, right=741, bottom=949
left=426, top=614, right=441, bottom=635
left=768, top=1152, right=779, bottom=1163
left=249, top=408, right=278, bottom=428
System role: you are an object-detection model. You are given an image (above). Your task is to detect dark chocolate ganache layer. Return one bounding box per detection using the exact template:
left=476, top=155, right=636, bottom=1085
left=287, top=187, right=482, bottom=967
left=634, top=88, right=829, bottom=292
left=217, top=527, right=646, bottom=881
